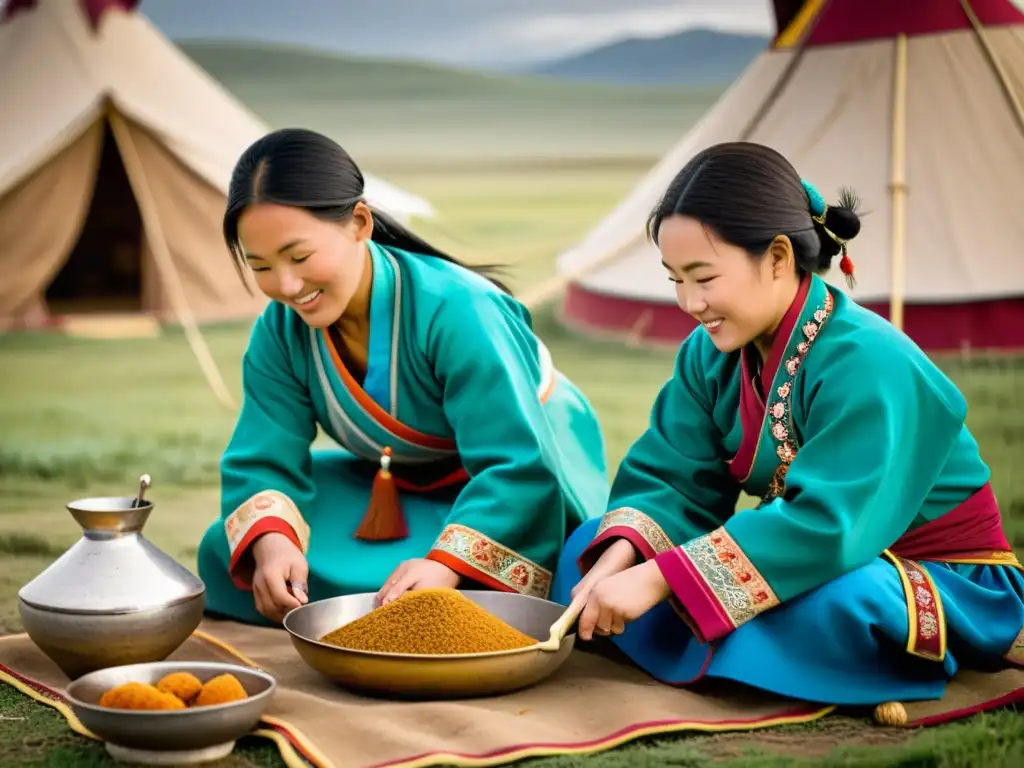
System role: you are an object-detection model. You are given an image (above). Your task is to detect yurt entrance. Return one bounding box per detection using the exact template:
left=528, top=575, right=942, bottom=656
left=45, top=121, right=144, bottom=316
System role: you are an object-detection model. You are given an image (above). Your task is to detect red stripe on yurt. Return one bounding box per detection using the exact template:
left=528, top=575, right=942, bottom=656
left=793, top=0, right=1024, bottom=48
left=562, top=283, right=1024, bottom=352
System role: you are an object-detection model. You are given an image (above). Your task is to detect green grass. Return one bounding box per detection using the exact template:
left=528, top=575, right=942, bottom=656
left=1, top=42, right=1022, bottom=768
left=0, top=682, right=282, bottom=767
left=1, top=681, right=1020, bottom=767
left=1, top=309, right=1021, bottom=544
left=1, top=310, right=1021, bottom=768
left=181, top=41, right=722, bottom=165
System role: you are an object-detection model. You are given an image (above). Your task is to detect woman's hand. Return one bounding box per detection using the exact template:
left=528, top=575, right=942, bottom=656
left=375, top=558, right=461, bottom=606
left=251, top=532, right=309, bottom=623
left=576, top=559, right=672, bottom=641
left=570, top=537, right=638, bottom=603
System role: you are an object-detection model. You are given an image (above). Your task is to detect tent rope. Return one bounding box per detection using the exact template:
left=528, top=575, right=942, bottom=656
left=960, top=0, right=1024, bottom=135
left=107, top=111, right=238, bottom=411
left=739, top=0, right=832, bottom=140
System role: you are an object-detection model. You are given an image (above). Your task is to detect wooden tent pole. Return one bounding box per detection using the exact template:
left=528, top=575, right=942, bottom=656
left=888, top=34, right=909, bottom=332
left=107, top=111, right=238, bottom=411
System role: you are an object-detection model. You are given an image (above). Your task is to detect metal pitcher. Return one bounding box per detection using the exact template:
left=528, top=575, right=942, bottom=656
left=18, top=491, right=206, bottom=679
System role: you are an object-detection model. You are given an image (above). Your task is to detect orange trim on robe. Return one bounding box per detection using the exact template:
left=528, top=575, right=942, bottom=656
left=321, top=327, right=557, bottom=453
left=321, top=329, right=459, bottom=451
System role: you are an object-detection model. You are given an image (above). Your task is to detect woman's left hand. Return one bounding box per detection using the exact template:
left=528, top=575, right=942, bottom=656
left=577, top=559, right=672, bottom=641
left=375, top=558, right=462, bottom=606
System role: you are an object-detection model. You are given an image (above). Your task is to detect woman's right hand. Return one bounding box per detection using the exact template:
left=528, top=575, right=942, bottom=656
left=251, top=532, right=309, bottom=623
left=570, top=538, right=638, bottom=607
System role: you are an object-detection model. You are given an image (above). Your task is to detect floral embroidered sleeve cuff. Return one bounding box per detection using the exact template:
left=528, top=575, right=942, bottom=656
left=427, top=524, right=553, bottom=599
left=578, top=507, right=675, bottom=573
left=225, top=491, right=311, bottom=591
left=654, top=527, right=780, bottom=642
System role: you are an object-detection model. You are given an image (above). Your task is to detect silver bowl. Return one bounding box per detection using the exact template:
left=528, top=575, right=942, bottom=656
left=65, top=661, right=276, bottom=765
left=283, top=590, right=576, bottom=699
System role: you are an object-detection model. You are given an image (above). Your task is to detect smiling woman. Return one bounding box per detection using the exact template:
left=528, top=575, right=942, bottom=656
left=196, top=128, right=610, bottom=626
left=550, top=141, right=1024, bottom=710
left=650, top=142, right=859, bottom=359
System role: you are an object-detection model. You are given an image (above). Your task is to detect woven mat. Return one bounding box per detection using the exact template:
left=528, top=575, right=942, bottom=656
left=1, top=617, right=1021, bottom=768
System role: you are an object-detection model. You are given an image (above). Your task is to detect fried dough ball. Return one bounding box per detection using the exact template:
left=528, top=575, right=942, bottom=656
left=155, top=671, right=204, bottom=704
left=193, top=673, right=247, bottom=707
left=98, top=681, right=186, bottom=711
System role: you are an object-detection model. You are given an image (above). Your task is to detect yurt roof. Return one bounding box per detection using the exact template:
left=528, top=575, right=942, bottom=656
left=0, top=0, right=436, bottom=221
left=556, top=0, right=1024, bottom=310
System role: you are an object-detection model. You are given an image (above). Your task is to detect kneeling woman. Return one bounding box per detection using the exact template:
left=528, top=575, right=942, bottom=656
left=553, top=142, right=1023, bottom=707
left=198, top=128, right=609, bottom=626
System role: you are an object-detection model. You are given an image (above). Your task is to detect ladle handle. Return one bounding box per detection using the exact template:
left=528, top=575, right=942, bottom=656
left=134, top=474, right=152, bottom=508
left=549, top=592, right=588, bottom=643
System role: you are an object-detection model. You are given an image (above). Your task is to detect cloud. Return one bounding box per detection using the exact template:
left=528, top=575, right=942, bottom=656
left=499, top=4, right=773, bottom=59
left=435, top=1, right=772, bottom=65
left=139, top=0, right=774, bottom=66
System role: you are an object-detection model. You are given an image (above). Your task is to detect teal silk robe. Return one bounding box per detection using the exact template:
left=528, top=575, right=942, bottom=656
left=553, top=273, right=1024, bottom=704
left=197, top=241, right=610, bottom=624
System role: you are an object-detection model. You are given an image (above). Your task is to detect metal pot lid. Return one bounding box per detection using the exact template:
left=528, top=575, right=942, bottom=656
left=18, top=535, right=205, bottom=614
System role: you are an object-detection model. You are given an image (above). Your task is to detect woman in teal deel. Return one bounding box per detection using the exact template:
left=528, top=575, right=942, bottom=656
left=196, top=128, right=609, bottom=625
left=553, top=141, right=1024, bottom=709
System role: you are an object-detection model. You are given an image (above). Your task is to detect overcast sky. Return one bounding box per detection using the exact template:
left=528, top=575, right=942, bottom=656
left=140, top=0, right=775, bottom=67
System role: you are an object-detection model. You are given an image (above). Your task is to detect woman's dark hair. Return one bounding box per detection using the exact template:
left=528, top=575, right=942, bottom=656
left=646, top=142, right=861, bottom=276
left=223, top=127, right=510, bottom=293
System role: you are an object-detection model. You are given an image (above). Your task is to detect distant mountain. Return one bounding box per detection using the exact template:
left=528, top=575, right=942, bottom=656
left=530, top=29, right=770, bottom=86
left=178, top=41, right=708, bottom=102
left=176, top=42, right=723, bottom=165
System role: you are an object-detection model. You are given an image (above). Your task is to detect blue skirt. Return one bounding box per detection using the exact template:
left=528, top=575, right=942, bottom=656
left=552, top=517, right=1024, bottom=705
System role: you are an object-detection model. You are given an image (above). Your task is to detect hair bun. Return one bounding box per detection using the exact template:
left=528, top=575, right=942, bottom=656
left=824, top=206, right=860, bottom=241
left=824, top=187, right=862, bottom=241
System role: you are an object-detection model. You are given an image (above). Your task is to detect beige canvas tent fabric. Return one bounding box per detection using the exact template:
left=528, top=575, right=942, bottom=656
left=0, top=0, right=435, bottom=330
left=556, top=26, right=1024, bottom=310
